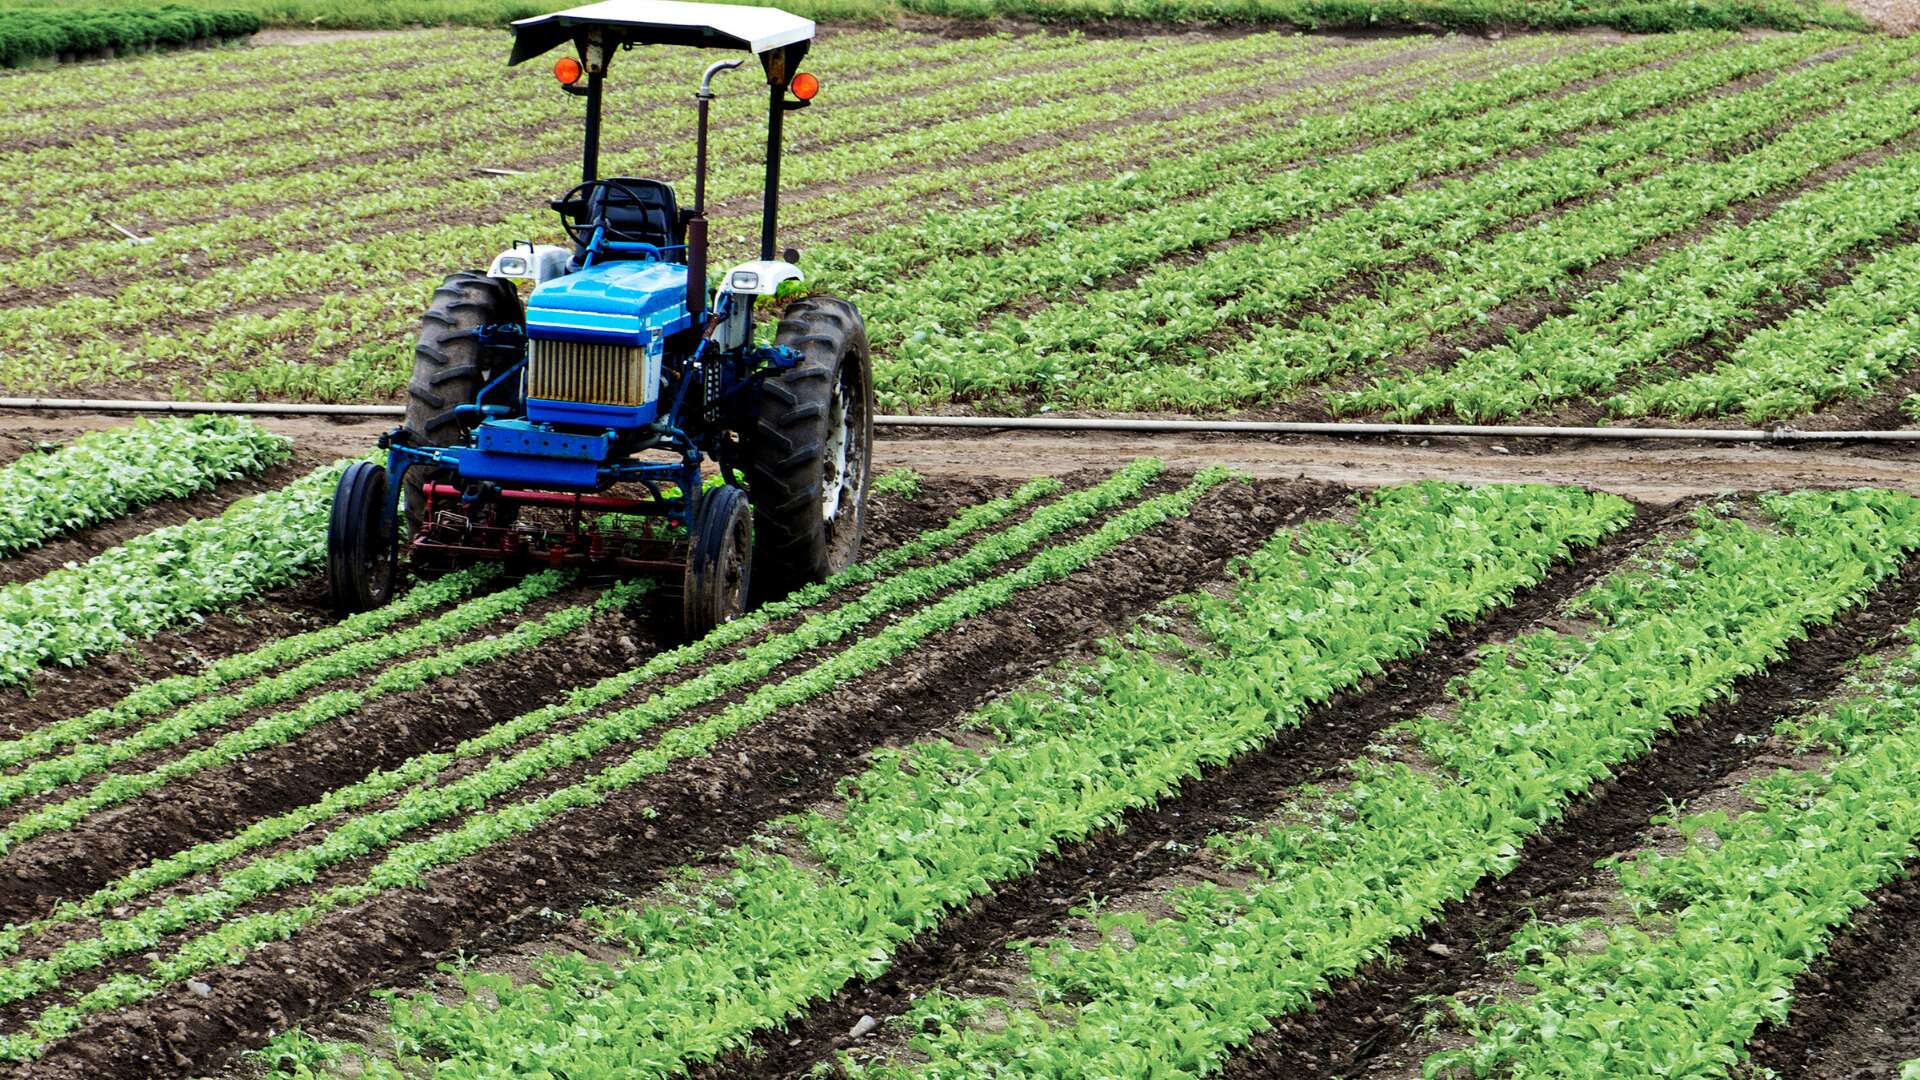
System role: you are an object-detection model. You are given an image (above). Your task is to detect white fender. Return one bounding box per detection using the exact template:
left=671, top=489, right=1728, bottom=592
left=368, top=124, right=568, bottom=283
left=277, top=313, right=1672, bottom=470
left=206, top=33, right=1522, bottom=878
left=718, top=259, right=803, bottom=297
left=487, top=244, right=573, bottom=284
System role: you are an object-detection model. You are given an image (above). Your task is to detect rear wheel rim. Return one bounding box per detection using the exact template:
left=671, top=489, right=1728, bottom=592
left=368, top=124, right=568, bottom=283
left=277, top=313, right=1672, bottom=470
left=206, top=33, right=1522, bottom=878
left=821, top=374, right=852, bottom=524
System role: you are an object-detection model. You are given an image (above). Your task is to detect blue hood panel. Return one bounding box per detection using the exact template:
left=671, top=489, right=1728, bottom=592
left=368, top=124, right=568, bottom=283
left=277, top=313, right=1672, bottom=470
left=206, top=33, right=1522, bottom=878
left=525, top=260, right=693, bottom=345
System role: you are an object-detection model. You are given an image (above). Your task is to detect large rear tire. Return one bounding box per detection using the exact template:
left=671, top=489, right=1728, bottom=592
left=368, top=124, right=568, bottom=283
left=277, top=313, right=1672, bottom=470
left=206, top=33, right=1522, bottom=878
left=403, top=271, right=523, bottom=537
left=746, top=296, right=873, bottom=603
left=327, top=461, right=397, bottom=615
left=683, top=484, right=753, bottom=641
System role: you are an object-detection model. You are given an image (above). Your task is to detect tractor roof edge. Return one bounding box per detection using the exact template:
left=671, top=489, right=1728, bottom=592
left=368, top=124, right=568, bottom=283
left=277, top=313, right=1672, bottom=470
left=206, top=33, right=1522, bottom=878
left=509, top=0, right=814, bottom=64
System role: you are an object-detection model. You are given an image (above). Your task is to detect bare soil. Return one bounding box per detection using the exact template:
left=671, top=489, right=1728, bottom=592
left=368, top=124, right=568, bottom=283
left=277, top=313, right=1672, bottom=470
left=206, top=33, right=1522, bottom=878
left=1846, top=0, right=1920, bottom=32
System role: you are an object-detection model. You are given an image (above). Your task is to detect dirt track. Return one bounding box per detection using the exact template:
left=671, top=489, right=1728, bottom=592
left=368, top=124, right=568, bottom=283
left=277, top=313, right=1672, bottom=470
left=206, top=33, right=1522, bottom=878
left=5, top=413, right=1917, bottom=503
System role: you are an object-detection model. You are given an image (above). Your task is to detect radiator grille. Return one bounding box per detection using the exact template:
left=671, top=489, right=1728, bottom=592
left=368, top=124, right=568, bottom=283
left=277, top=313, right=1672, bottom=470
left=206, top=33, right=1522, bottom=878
left=527, top=339, right=651, bottom=407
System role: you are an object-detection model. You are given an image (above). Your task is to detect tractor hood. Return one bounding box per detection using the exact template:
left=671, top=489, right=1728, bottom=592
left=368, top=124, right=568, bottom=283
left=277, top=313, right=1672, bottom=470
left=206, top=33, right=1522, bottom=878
left=524, top=260, right=693, bottom=345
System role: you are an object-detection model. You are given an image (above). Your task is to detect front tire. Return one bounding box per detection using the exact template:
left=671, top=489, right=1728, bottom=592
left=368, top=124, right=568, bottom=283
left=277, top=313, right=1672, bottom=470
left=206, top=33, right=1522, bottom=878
left=327, top=461, right=397, bottom=615
left=746, top=296, right=873, bottom=603
left=683, top=484, right=753, bottom=640
left=403, top=271, right=523, bottom=537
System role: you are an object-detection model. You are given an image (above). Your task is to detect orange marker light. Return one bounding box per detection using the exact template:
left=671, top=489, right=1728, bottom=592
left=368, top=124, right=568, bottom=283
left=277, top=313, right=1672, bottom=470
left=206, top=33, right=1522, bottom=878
left=554, top=56, right=583, bottom=85
left=790, top=71, right=819, bottom=100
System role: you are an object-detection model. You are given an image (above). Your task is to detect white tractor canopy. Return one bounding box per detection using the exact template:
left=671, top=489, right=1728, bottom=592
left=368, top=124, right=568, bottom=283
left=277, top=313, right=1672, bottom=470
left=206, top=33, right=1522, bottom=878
left=509, top=0, right=815, bottom=64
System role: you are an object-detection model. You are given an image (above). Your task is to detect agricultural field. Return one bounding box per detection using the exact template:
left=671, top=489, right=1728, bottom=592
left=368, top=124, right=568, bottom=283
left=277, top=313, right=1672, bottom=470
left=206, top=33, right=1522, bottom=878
left=5, top=5, right=1920, bottom=1080
left=3, top=22, right=1920, bottom=424
left=0, top=434, right=1916, bottom=1078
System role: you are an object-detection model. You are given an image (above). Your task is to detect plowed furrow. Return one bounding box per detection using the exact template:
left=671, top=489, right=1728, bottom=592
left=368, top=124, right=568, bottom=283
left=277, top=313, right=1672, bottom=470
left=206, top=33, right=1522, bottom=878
left=14, top=474, right=1321, bottom=1080
left=1213, top=554, right=1920, bottom=1080
left=730, top=497, right=1669, bottom=1079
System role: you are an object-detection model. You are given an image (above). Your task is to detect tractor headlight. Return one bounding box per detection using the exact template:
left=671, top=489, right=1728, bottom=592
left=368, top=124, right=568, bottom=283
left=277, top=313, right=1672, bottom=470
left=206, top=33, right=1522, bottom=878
left=730, top=270, right=760, bottom=292
left=498, top=256, right=529, bottom=277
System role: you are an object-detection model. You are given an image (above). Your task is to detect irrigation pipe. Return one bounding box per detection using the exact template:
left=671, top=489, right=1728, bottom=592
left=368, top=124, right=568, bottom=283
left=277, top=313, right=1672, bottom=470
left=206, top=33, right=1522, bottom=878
left=1, top=397, right=1917, bottom=443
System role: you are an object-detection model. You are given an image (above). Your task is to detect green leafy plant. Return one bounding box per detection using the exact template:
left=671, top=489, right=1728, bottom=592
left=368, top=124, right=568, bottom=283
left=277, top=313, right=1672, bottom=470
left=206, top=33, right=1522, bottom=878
left=0, top=415, right=289, bottom=556
left=871, top=467, right=922, bottom=500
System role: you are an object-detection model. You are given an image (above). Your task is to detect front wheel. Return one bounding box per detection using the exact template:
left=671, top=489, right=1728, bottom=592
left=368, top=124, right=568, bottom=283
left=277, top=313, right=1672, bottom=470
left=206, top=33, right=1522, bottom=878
left=683, top=484, right=753, bottom=640
left=327, top=461, right=397, bottom=615
left=746, top=296, right=873, bottom=604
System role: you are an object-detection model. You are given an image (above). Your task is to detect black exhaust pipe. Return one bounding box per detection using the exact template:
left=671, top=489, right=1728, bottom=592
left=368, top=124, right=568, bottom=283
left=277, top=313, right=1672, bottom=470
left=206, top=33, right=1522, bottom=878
left=688, top=59, right=740, bottom=320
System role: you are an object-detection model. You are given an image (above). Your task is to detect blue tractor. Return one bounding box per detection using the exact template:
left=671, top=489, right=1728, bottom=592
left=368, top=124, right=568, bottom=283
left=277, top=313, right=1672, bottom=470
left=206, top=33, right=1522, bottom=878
left=326, top=0, right=872, bottom=639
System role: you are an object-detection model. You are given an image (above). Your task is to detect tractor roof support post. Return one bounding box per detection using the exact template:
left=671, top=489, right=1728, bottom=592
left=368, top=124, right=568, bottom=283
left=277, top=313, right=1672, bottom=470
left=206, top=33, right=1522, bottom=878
left=760, top=77, right=783, bottom=261
left=582, top=67, right=604, bottom=183
left=758, top=41, right=806, bottom=261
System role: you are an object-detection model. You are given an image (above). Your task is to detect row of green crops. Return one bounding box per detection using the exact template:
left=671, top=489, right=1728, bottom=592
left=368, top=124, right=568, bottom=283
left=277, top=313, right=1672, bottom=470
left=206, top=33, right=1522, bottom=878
left=0, top=459, right=349, bottom=686
left=0, top=415, right=289, bottom=556
left=1, top=0, right=1869, bottom=35
left=1613, top=235, right=1920, bottom=423
left=0, top=568, right=492, bottom=769
left=1427, top=625, right=1920, bottom=1077
left=7, top=29, right=1919, bottom=422
left=0, top=460, right=1213, bottom=1060
left=0, top=570, right=595, bottom=854
left=319, top=481, right=1629, bottom=1079
left=0, top=6, right=257, bottom=68
left=0, top=474, right=1058, bottom=965
left=891, top=30, right=1883, bottom=410
left=1340, top=96, right=1920, bottom=421
left=843, top=488, right=1920, bottom=1078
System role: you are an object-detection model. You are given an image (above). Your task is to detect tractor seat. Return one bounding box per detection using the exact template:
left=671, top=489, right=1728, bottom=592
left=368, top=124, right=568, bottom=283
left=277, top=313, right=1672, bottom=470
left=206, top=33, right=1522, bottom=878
left=565, top=177, right=684, bottom=269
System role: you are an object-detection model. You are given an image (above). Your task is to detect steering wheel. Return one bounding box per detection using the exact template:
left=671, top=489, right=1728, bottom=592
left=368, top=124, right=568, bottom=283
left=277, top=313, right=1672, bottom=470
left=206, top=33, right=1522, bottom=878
left=549, top=179, right=661, bottom=250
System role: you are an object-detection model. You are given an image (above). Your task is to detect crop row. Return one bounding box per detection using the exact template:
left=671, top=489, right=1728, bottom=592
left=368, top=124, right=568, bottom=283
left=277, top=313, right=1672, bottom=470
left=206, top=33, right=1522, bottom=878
left=0, top=28, right=1110, bottom=234
left=0, top=35, right=1341, bottom=391
left=0, top=6, right=256, bottom=69
left=847, top=489, right=1920, bottom=1077
left=0, top=34, right=1614, bottom=397
left=915, top=30, right=1868, bottom=410
left=1612, top=235, right=1920, bottom=422
left=0, top=416, right=289, bottom=557
left=0, top=462, right=1197, bottom=1058
left=1427, top=625, right=1920, bottom=1077
left=11, top=32, right=1424, bottom=310
left=331, top=481, right=1630, bottom=1078
left=0, top=475, right=1060, bottom=963
left=0, top=459, right=348, bottom=686
left=0, top=25, right=480, bottom=130
left=1171, top=39, right=1920, bottom=415
left=1341, top=87, right=1920, bottom=420
left=0, top=570, right=587, bottom=852
left=0, top=568, right=490, bottom=768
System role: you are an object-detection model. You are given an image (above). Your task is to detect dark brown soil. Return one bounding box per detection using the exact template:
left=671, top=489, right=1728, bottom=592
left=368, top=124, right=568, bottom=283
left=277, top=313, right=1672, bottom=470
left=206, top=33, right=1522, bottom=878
left=1742, top=863, right=1920, bottom=1080
left=17, top=474, right=1322, bottom=1080
left=1209, top=549, right=1920, bottom=1080
left=0, top=586, right=646, bottom=928
left=0, top=477, right=992, bottom=926
left=731, top=496, right=1669, bottom=1079
left=0, top=578, right=337, bottom=740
